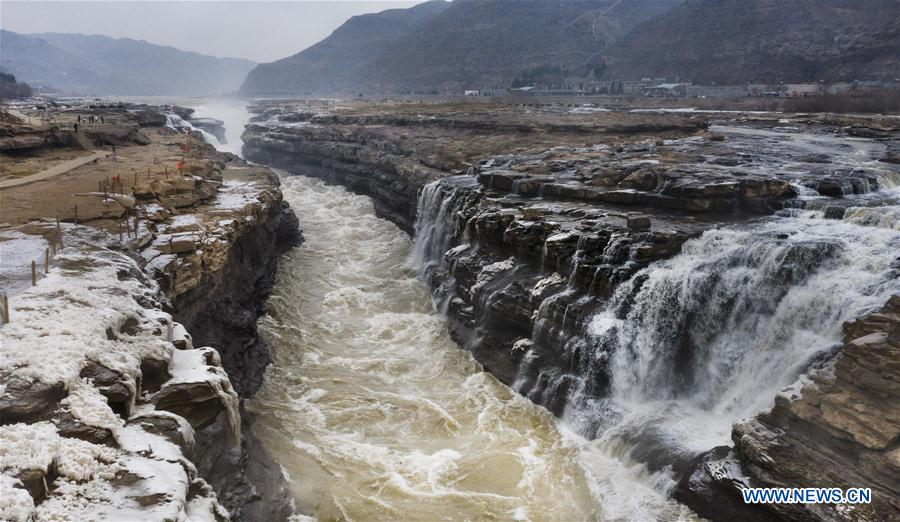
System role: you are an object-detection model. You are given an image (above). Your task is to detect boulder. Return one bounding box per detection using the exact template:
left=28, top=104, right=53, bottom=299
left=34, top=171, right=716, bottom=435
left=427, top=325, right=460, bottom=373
left=0, top=376, right=66, bottom=424
left=79, top=360, right=134, bottom=417
left=54, top=409, right=116, bottom=445
left=135, top=110, right=168, bottom=127
left=522, top=207, right=545, bottom=220
left=626, top=215, right=652, bottom=231
left=161, top=234, right=198, bottom=255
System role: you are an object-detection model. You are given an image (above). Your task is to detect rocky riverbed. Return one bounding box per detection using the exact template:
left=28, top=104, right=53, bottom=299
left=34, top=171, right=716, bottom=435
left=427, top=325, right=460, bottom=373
left=243, top=100, right=900, bottom=521
left=1, top=104, right=300, bottom=521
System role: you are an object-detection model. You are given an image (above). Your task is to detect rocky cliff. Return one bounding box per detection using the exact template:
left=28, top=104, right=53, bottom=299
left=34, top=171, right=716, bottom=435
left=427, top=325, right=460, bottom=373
left=242, top=100, right=900, bottom=520
left=130, top=147, right=301, bottom=520
left=242, top=100, right=709, bottom=231
left=0, top=224, right=239, bottom=521
left=1, top=135, right=301, bottom=520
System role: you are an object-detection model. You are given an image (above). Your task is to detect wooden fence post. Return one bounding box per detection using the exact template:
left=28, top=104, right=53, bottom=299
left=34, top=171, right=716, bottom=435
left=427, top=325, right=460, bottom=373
left=31, top=260, right=37, bottom=286
left=169, top=259, right=176, bottom=293
left=44, top=248, right=49, bottom=274
left=1, top=294, right=9, bottom=324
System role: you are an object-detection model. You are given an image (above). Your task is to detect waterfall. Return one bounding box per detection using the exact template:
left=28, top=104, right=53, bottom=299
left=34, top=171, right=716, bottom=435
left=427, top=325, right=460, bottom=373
left=408, top=181, right=456, bottom=279
left=190, top=99, right=250, bottom=157
left=567, top=217, right=900, bottom=450
left=601, top=220, right=897, bottom=403
left=408, top=178, right=480, bottom=282
left=407, top=133, right=900, bottom=512
left=410, top=174, right=900, bottom=451
left=164, top=112, right=222, bottom=148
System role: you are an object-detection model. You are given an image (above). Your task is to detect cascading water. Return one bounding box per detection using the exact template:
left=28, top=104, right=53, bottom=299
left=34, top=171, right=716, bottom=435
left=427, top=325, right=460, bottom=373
left=191, top=99, right=251, bottom=156
left=406, top=122, right=900, bottom=515
left=164, top=112, right=222, bottom=148
left=408, top=181, right=458, bottom=281
left=574, top=219, right=900, bottom=452
left=409, top=178, right=481, bottom=283
left=245, top=174, right=695, bottom=521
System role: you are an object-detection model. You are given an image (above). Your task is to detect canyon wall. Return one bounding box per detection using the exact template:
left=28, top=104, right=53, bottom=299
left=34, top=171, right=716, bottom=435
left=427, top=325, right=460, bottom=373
left=243, top=101, right=900, bottom=521
left=134, top=148, right=301, bottom=520
left=1, top=136, right=300, bottom=521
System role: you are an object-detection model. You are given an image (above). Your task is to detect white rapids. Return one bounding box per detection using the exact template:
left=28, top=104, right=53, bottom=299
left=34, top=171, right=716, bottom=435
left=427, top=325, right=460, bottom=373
left=247, top=174, right=695, bottom=521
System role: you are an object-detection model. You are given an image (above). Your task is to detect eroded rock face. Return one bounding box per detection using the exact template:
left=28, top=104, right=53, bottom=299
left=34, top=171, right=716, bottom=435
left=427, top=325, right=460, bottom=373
left=407, top=177, right=710, bottom=401
left=242, top=101, right=709, bottom=233
left=728, top=296, right=900, bottom=522
left=128, top=150, right=301, bottom=519
left=1, top=142, right=301, bottom=520
left=0, top=230, right=236, bottom=521
left=244, top=101, right=900, bottom=521
left=143, top=159, right=302, bottom=396
left=189, top=117, right=227, bottom=142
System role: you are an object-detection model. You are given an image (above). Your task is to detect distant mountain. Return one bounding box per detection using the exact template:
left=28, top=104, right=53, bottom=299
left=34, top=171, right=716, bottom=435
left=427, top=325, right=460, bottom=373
left=368, top=0, right=680, bottom=92
left=240, top=0, right=680, bottom=95
left=0, top=30, right=256, bottom=96
left=598, top=0, right=900, bottom=83
left=242, top=0, right=900, bottom=96
left=241, top=0, right=451, bottom=95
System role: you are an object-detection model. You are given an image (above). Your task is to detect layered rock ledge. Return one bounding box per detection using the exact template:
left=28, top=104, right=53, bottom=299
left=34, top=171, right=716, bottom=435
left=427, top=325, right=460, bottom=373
left=243, top=100, right=900, bottom=521
left=243, top=100, right=709, bottom=232
left=0, top=226, right=235, bottom=521
left=734, top=296, right=900, bottom=521
left=1, top=119, right=301, bottom=521
left=130, top=149, right=301, bottom=520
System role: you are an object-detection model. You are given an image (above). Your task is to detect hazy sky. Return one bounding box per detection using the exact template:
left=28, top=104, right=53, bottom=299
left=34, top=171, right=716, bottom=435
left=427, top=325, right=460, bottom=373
left=1, top=1, right=421, bottom=63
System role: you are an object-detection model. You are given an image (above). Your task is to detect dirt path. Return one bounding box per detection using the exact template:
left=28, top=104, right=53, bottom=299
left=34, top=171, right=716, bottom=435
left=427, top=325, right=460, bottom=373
left=0, top=150, right=108, bottom=189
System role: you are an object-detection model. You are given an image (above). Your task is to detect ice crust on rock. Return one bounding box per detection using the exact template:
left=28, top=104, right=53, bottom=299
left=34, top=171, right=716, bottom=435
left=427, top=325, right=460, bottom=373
left=0, top=474, right=35, bottom=521
left=0, top=232, right=235, bottom=521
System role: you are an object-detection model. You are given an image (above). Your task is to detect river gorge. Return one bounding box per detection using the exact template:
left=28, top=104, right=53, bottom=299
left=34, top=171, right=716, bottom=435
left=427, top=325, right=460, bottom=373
left=186, top=100, right=690, bottom=520
left=248, top=173, right=702, bottom=521
left=238, top=100, right=900, bottom=521
left=1, top=1, right=898, bottom=519
left=3, top=97, right=894, bottom=521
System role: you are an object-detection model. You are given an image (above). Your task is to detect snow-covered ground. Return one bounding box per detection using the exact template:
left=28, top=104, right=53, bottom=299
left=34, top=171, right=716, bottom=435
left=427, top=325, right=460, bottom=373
left=0, top=226, right=237, bottom=521
left=0, top=230, right=49, bottom=297
left=1, top=136, right=282, bottom=520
